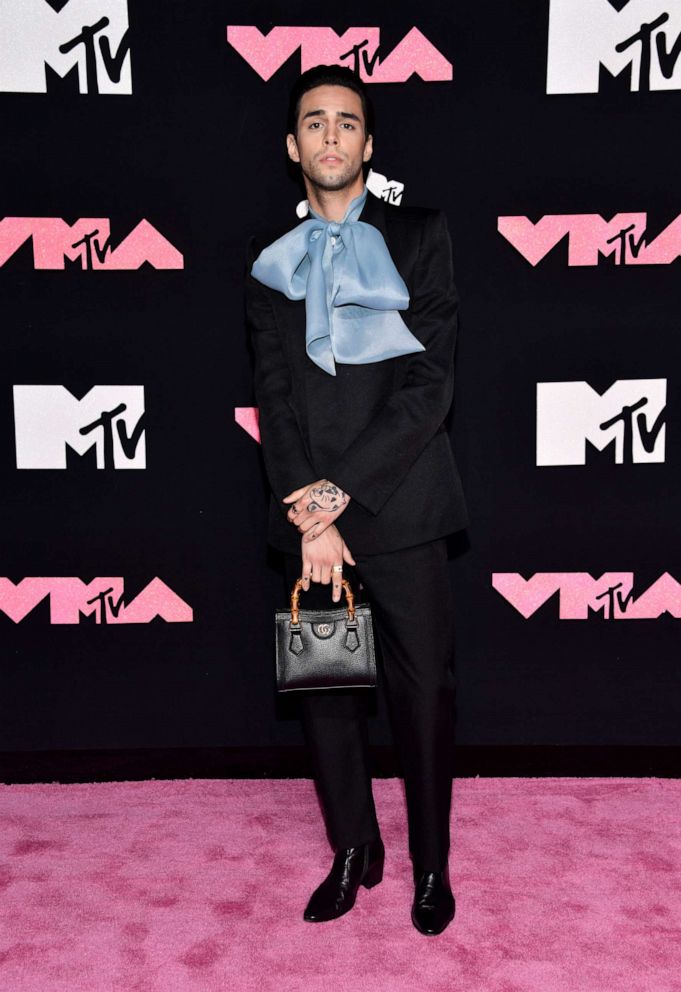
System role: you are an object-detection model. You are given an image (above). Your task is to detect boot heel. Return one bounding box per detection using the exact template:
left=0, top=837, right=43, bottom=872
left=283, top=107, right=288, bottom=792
left=362, top=858, right=384, bottom=888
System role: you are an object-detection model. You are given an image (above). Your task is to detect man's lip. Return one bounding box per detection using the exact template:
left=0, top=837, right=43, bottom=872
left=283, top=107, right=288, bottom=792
left=320, top=156, right=342, bottom=163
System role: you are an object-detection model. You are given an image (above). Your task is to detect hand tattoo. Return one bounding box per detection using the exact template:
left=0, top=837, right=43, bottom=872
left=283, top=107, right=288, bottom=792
left=306, top=482, right=348, bottom=514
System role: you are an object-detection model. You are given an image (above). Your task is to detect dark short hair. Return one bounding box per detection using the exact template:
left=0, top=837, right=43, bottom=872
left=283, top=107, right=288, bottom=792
left=287, top=64, right=374, bottom=140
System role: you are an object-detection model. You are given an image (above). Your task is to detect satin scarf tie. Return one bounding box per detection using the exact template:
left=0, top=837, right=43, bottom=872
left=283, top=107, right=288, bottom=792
left=249, top=186, right=425, bottom=376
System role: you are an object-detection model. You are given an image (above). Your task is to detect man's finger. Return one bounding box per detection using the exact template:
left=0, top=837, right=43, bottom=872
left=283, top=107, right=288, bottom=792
left=331, top=568, right=343, bottom=602
left=301, top=557, right=312, bottom=590
left=298, top=515, right=323, bottom=534
left=288, top=505, right=314, bottom=525
left=304, top=520, right=334, bottom=542
left=282, top=484, right=310, bottom=504
left=295, top=503, right=347, bottom=536
left=342, top=543, right=356, bottom=566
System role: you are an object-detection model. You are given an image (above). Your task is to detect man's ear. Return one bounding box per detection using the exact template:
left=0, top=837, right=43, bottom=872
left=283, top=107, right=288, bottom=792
left=363, top=134, right=373, bottom=163
left=286, top=133, right=300, bottom=163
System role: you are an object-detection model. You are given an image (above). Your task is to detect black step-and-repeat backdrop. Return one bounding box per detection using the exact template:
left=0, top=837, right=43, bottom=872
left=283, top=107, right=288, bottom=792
left=1, top=1, right=679, bottom=756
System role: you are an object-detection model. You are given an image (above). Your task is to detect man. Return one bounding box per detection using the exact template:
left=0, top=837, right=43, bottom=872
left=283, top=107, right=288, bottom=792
left=245, top=64, right=468, bottom=935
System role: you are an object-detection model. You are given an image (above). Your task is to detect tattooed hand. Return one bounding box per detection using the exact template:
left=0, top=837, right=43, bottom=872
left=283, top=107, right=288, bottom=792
left=282, top=478, right=351, bottom=542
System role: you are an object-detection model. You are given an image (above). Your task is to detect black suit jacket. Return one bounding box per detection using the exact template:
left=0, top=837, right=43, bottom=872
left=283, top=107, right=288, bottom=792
left=244, top=188, right=469, bottom=556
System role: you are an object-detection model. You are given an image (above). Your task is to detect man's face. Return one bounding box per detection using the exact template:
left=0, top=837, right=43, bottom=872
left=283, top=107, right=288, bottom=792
left=286, top=84, right=373, bottom=191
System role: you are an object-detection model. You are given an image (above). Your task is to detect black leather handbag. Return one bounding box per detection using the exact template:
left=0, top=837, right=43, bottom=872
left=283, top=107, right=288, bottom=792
left=275, top=578, right=376, bottom=692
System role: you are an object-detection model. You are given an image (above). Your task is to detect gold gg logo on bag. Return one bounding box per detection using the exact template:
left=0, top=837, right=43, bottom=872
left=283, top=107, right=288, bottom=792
left=313, top=622, right=335, bottom=638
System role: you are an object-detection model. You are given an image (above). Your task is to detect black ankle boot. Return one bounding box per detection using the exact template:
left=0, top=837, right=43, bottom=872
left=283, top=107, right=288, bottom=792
left=303, top=836, right=385, bottom=922
left=411, top=863, right=455, bottom=935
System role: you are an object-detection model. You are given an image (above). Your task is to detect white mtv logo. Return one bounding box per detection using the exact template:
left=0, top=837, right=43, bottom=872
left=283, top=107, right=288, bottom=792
left=366, top=168, right=404, bottom=205
left=14, top=386, right=145, bottom=468
left=0, top=0, right=131, bottom=94
left=537, top=379, right=666, bottom=465
left=547, top=0, right=681, bottom=93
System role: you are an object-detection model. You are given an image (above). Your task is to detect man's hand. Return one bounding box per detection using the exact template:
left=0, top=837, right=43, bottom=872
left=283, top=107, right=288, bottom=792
left=299, top=524, right=356, bottom=601
left=283, top=479, right=351, bottom=543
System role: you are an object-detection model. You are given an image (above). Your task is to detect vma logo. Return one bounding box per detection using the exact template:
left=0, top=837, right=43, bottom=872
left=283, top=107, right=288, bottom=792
left=536, top=380, right=666, bottom=466
left=226, top=26, right=451, bottom=83
left=0, top=218, right=183, bottom=271
left=498, top=213, right=681, bottom=267
left=0, top=577, right=192, bottom=625
left=547, top=0, right=681, bottom=94
left=14, top=386, right=146, bottom=469
left=493, top=572, right=681, bottom=620
left=0, top=0, right=131, bottom=95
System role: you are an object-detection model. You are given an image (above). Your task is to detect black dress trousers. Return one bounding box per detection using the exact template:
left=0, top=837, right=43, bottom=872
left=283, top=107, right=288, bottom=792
left=283, top=538, right=456, bottom=872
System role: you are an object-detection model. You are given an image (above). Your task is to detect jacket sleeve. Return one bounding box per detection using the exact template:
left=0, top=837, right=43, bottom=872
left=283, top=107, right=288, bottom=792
left=330, top=209, right=459, bottom=515
left=245, top=235, right=317, bottom=503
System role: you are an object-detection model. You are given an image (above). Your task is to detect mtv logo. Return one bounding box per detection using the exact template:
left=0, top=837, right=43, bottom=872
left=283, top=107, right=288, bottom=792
left=366, top=169, right=404, bottom=205
left=547, top=0, right=681, bottom=94
left=13, top=385, right=146, bottom=469
left=536, top=379, right=666, bottom=465
left=0, top=0, right=131, bottom=94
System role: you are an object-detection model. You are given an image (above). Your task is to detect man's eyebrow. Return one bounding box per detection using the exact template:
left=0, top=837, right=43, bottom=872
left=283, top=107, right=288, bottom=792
left=301, top=109, right=362, bottom=123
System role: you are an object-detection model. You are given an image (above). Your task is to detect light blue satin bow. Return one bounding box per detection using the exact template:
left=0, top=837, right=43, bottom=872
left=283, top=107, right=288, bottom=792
left=250, top=185, right=425, bottom=376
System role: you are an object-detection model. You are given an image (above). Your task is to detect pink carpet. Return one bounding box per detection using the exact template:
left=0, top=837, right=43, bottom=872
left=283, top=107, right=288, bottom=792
left=0, top=777, right=680, bottom=992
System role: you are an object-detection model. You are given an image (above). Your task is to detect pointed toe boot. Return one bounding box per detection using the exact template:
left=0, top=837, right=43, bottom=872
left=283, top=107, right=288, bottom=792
left=411, top=864, right=455, bottom=935
left=303, top=836, right=385, bottom=922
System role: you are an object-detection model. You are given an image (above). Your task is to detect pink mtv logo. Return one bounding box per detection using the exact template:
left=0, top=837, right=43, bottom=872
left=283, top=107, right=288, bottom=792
left=226, top=26, right=451, bottom=83
left=492, top=572, right=681, bottom=620
left=0, top=218, right=184, bottom=270
left=235, top=407, right=260, bottom=443
left=0, top=577, right=193, bottom=624
left=497, top=213, right=681, bottom=266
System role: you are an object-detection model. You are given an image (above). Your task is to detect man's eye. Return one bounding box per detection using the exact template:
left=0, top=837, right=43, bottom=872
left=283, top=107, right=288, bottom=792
left=308, top=121, right=354, bottom=128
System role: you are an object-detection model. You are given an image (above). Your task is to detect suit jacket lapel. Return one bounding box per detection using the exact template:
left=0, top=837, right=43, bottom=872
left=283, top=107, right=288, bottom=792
left=357, top=189, right=415, bottom=313
left=357, top=191, right=413, bottom=298
left=357, top=186, right=389, bottom=238
left=355, top=188, right=410, bottom=282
